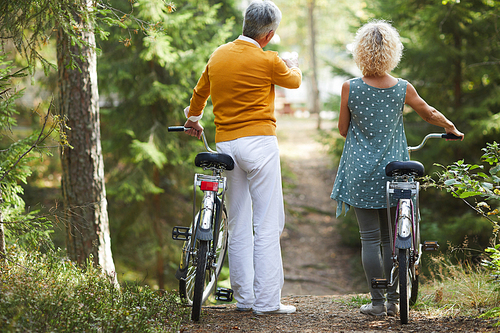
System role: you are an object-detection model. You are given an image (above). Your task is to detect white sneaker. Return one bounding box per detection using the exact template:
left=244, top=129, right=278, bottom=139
left=253, top=304, right=296, bottom=315
left=360, top=303, right=387, bottom=316
left=385, top=302, right=399, bottom=316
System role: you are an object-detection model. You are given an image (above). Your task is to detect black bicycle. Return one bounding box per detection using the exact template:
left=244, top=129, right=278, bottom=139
left=169, top=126, right=234, bottom=321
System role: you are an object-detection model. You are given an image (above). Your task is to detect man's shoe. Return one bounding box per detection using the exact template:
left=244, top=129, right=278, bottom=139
left=360, top=303, right=387, bottom=316
left=253, top=304, right=296, bottom=315
left=236, top=306, right=252, bottom=312
left=385, top=302, right=399, bottom=316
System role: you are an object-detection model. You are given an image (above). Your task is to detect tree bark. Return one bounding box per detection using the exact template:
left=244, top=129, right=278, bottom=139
left=453, top=30, right=462, bottom=108
left=307, top=0, right=321, bottom=130
left=0, top=189, right=5, bottom=258
left=152, top=167, right=165, bottom=290
left=57, top=0, right=116, bottom=277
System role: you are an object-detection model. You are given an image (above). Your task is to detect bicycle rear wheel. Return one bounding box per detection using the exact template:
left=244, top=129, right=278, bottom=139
left=398, top=248, right=410, bottom=324
left=178, top=208, right=229, bottom=312
left=191, top=240, right=209, bottom=321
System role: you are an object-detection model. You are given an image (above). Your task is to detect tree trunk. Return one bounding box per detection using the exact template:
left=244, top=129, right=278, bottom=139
left=308, top=0, right=321, bottom=130
left=152, top=167, right=165, bottom=290
left=0, top=189, right=5, bottom=258
left=453, top=30, right=462, bottom=108
left=57, top=0, right=116, bottom=277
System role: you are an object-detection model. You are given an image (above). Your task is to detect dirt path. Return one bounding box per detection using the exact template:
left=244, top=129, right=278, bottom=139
left=277, top=115, right=362, bottom=296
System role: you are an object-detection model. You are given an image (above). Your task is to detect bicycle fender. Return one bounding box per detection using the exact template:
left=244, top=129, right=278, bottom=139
left=396, top=235, right=412, bottom=249
left=175, top=267, right=187, bottom=280
left=196, top=227, right=213, bottom=241
left=396, top=199, right=413, bottom=249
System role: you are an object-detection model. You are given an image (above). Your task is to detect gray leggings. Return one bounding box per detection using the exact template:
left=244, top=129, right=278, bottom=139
left=354, top=207, right=398, bottom=305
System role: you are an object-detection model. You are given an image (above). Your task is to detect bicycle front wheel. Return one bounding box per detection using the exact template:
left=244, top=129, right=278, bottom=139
left=398, top=248, right=410, bottom=324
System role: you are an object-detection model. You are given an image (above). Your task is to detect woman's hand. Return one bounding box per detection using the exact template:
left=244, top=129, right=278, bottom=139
left=445, top=125, right=465, bottom=141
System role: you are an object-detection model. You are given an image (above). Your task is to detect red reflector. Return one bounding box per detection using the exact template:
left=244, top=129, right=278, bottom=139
left=200, top=181, right=218, bottom=191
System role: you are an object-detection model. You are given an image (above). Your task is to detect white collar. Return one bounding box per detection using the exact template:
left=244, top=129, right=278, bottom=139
left=238, top=35, right=261, bottom=49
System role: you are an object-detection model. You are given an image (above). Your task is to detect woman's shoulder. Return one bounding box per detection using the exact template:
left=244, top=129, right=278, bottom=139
left=343, top=77, right=363, bottom=88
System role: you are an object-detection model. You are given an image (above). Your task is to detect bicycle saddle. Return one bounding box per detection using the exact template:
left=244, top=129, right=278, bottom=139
left=385, top=161, right=425, bottom=177
left=195, top=152, right=234, bottom=171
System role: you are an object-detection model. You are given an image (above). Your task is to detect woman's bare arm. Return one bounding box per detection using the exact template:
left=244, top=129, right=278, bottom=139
left=338, top=81, right=351, bottom=138
left=405, top=82, right=464, bottom=139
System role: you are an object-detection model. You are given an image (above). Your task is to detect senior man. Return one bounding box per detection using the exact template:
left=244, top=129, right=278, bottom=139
left=183, top=0, right=301, bottom=315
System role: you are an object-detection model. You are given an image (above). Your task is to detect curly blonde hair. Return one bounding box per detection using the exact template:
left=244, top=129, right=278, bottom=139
left=351, top=20, right=403, bottom=76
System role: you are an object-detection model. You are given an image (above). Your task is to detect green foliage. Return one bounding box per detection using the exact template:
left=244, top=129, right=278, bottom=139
left=427, top=142, right=500, bottom=318
left=0, top=50, right=65, bottom=251
left=418, top=254, right=500, bottom=317
left=95, top=0, right=241, bottom=287
left=0, top=247, right=188, bottom=332
left=431, top=142, right=500, bottom=231
left=481, top=243, right=500, bottom=320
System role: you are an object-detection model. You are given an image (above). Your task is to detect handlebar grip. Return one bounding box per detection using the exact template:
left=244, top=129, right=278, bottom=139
left=168, top=126, right=186, bottom=132
left=441, top=133, right=462, bottom=140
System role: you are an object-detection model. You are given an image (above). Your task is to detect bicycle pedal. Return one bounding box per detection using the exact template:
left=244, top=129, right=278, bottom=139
left=215, top=287, right=233, bottom=302
left=172, top=226, right=191, bottom=241
left=423, top=241, right=440, bottom=251
left=371, top=278, right=388, bottom=289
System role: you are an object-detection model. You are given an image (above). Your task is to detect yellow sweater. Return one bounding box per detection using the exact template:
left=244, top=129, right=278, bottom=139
left=188, top=38, right=302, bottom=143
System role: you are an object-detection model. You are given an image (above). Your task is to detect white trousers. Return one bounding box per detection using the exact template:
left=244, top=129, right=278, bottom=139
left=216, top=136, right=285, bottom=312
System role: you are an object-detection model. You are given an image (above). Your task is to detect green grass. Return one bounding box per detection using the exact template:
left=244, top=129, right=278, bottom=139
left=0, top=246, right=189, bottom=332
left=416, top=254, right=500, bottom=318
left=336, top=253, right=500, bottom=324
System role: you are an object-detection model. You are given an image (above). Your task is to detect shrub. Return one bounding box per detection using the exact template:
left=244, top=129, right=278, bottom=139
left=0, top=247, right=189, bottom=332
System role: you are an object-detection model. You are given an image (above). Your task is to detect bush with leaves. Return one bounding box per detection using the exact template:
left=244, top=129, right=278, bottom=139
left=429, top=142, right=500, bottom=318
left=0, top=246, right=188, bottom=331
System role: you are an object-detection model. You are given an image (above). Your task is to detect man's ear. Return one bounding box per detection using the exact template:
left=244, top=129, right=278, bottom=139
left=266, top=30, right=275, bottom=42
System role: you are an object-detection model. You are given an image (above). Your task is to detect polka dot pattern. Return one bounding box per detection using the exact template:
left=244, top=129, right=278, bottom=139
left=331, top=78, right=410, bottom=216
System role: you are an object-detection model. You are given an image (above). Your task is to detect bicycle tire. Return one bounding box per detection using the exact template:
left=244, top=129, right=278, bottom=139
left=399, top=248, right=410, bottom=324
left=192, top=240, right=209, bottom=321
left=178, top=208, right=229, bottom=307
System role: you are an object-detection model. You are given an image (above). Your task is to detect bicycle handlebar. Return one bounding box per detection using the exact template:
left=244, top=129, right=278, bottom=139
left=168, top=126, right=216, bottom=153
left=408, top=133, right=462, bottom=152
left=168, top=126, right=186, bottom=132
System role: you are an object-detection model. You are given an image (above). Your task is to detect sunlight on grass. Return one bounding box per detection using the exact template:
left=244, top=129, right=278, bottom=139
left=417, top=254, right=500, bottom=318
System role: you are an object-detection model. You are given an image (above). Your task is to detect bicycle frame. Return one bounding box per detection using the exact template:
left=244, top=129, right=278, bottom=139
left=190, top=172, right=227, bottom=257
left=385, top=178, right=420, bottom=287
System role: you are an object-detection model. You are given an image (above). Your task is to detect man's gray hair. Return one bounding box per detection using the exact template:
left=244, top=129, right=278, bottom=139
left=242, top=0, right=282, bottom=40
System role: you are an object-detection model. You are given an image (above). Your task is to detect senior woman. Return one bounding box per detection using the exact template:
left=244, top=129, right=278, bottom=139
left=331, top=20, right=463, bottom=317
left=183, top=0, right=302, bottom=315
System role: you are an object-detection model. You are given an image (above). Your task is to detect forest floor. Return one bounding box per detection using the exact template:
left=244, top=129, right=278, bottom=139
left=177, top=115, right=499, bottom=332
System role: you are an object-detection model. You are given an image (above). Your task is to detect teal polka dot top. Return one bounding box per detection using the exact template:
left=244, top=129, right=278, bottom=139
left=331, top=77, right=410, bottom=217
